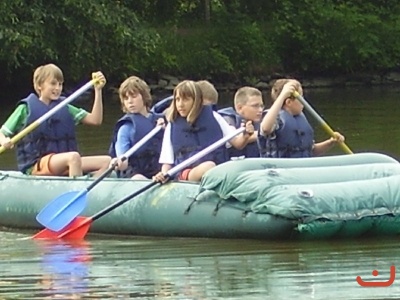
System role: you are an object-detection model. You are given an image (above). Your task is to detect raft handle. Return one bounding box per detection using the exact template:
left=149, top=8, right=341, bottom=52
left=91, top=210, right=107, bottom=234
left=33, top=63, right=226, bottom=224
left=242, top=209, right=251, bottom=218
left=212, top=199, right=224, bottom=216
left=184, top=197, right=197, bottom=215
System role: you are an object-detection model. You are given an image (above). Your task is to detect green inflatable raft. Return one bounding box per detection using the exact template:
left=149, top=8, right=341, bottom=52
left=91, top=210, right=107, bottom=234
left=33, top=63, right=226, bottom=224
left=0, top=152, right=400, bottom=240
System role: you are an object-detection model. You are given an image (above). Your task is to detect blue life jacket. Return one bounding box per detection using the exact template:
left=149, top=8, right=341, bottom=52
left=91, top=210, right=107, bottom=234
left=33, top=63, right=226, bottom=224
left=258, top=110, right=314, bottom=158
left=171, top=105, right=228, bottom=166
left=218, top=107, right=260, bottom=158
left=109, top=112, right=163, bottom=178
left=16, top=93, right=78, bottom=173
left=218, top=107, right=241, bottom=127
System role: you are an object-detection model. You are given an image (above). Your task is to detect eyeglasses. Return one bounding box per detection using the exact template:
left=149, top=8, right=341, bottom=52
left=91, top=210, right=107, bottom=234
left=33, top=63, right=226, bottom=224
left=246, top=103, right=265, bottom=109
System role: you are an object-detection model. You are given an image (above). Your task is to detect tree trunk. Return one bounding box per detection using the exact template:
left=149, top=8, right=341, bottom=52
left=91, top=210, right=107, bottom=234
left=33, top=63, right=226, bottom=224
left=204, top=0, right=211, bottom=23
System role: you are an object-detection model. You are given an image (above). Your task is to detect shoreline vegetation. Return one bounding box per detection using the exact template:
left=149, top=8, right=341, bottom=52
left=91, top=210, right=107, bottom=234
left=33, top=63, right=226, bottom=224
left=144, top=72, right=400, bottom=94
left=1, top=1, right=400, bottom=98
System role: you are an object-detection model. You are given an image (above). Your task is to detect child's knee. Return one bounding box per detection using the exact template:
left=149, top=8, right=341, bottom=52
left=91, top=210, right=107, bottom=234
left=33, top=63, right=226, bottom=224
left=203, top=161, right=216, bottom=170
left=68, top=151, right=82, bottom=164
left=97, top=156, right=112, bottom=170
left=195, top=161, right=216, bottom=174
left=103, top=156, right=112, bottom=165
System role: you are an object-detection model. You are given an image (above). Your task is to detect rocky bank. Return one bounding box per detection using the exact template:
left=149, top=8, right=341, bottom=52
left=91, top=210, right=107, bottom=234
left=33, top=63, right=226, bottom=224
left=144, top=71, right=400, bottom=93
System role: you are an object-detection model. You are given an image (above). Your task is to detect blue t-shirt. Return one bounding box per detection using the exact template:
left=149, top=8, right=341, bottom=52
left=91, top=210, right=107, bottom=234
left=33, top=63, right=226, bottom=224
left=115, top=122, right=135, bottom=157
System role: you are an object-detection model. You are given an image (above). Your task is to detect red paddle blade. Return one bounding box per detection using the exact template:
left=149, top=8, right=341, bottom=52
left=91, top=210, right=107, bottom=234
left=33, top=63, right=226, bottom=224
left=33, top=216, right=92, bottom=240
left=57, top=216, right=92, bottom=239
left=33, top=228, right=60, bottom=239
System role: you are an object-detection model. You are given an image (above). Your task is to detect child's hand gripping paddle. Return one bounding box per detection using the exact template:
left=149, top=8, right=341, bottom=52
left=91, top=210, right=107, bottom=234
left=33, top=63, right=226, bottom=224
left=0, top=76, right=102, bottom=154
left=293, top=91, right=353, bottom=154
left=33, top=127, right=245, bottom=239
left=35, top=125, right=163, bottom=232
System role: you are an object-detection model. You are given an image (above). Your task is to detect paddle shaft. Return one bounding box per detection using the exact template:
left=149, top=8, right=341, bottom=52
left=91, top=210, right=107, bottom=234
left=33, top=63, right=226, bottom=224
left=80, top=126, right=244, bottom=221
left=293, top=91, right=353, bottom=154
left=34, top=125, right=163, bottom=236
left=168, top=127, right=245, bottom=175
left=84, top=125, right=163, bottom=192
left=89, top=126, right=245, bottom=220
left=0, top=80, right=96, bottom=154
left=42, top=182, right=161, bottom=238
left=57, top=127, right=245, bottom=238
left=36, top=124, right=163, bottom=228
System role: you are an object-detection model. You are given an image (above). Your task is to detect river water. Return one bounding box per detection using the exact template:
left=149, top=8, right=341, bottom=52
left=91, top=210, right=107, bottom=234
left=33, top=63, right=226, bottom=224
left=1, top=232, right=400, bottom=299
left=0, top=86, right=400, bottom=299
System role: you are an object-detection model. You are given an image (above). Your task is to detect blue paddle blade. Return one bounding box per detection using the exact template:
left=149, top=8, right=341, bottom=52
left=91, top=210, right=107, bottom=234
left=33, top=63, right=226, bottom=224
left=36, top=190, right=88, bottom=232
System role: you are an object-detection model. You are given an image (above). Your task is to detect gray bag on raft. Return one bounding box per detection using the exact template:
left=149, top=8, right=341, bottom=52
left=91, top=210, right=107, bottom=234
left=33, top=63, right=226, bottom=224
left=199, top=152, right=400, bottom=222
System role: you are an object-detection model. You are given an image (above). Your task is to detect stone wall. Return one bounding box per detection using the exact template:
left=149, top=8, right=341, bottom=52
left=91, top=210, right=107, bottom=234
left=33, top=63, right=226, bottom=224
left=145, top=71, right=400, bottom=92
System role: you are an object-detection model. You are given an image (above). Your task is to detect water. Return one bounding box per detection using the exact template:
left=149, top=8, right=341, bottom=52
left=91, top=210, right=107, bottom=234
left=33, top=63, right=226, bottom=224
left=1, top=86, right=400, bottom=170
left=0, top=232, right=400, bottom=299
left=1, top=86, right=400, bottom=299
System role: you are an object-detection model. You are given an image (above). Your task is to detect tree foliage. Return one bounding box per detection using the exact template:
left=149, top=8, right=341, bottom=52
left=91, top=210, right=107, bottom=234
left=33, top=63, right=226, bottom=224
left=272, top=0, right=400, bottom=74
left=1, top=0, right=400, bottom=92
left=0, top=0, right=160, bottom=86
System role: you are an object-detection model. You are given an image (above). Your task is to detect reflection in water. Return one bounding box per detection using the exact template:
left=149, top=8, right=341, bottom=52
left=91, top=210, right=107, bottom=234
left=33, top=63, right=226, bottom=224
left=1, top=87, right=400, bottom=299
left=0, top=233, right=400, bottom=299
left=38, top=240, right=90, bottom=299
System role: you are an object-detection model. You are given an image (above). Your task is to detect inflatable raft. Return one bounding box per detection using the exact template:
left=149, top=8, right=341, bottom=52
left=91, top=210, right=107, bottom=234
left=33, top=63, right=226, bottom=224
left=1, top=152, right=400, bottom=240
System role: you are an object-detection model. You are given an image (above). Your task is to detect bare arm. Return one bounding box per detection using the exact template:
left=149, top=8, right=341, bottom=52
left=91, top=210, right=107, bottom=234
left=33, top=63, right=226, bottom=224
left=161, top=164, right=172, bottom=174
left=230, top=133, right=251, bottom=150
left=260, top=82, right=297, bottom=135
left=229, top=121, right=254, bottom=150
left=312, top=139, right=334, bottom=156
left=313, top=132, right=345, bottom=156
left=81, top=71, right=106, bottom=126
left=247, top=132, right=257, bottom=143
left=0, top=131, right=10, bottom=148
left=0, top=131, right=7, bottom=144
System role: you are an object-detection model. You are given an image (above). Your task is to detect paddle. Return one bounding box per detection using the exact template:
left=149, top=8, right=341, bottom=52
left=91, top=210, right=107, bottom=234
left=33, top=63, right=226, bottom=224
left=35, top=125, right=163, bottom=232
left=293, top=91, right=353, bottom=154
left=0, top=78, right=100, bottom=154
left=150, top=95, right=173, bottom=114
left=33, top=127, right=245, bottom=239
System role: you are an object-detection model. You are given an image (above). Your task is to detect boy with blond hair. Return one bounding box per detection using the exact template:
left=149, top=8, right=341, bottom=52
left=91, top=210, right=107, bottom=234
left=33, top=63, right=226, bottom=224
left=259, top=78, right=344, bottom=158
left=218, top=86, right=263, bottom=158
left=196, top=80, right=219, bottom=107
left=109, top=76, right=164, bottom=179
left=0, top=63, right=111, bottom=177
